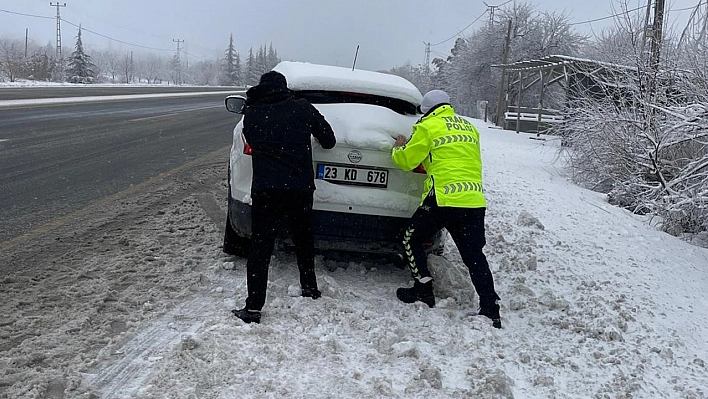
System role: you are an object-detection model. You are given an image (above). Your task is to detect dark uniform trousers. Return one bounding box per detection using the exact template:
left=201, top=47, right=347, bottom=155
left=403, top=193, right=500, bottom=303
left=245, top=189, right=318, bottom=311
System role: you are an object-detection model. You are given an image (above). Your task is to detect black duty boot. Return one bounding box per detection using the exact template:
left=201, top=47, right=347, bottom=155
left=396, top=280, right=435, bottom=308
left=301, top=287, right=321, bottom=299
left=479, top=300, right=502, bottom=329
left=232, top=308, right=261, bottom=324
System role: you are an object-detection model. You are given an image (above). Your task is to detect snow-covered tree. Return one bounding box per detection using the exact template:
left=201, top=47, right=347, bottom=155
left=219, top=34, right=241, bottom=86
left=192, top=59, right=218, bottom=85
left=256, top=45, right=267, bottom=77
left=66, top=27, right=95, bottom=84
left=385, top=62, right=432, bottom=94
left=140, top=54, right=164, bottom=84
left=266, top=43, right=279, bottom=70
left=0, top=38, right=24, bottom=82
left=561, top=3, right=708, bottom=240
left=429, top=2, right=584, bottom=118
left=170, top=52, right=181, bottom=84
left=119, top=52, right=133, bottom=83
left=245, top=47, right=258, bottom=85
left=26, top=49, right=54, bottom=81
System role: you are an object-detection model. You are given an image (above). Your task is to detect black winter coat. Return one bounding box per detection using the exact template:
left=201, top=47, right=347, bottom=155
left=243, top=82, right=336, bottom=192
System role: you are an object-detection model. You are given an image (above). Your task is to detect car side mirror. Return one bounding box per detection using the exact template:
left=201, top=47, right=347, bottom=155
left=225, top=95, right=247, bottom=114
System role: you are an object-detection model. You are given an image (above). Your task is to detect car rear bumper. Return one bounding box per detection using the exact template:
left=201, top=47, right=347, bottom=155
left=228, top=197, right=414, bottom=254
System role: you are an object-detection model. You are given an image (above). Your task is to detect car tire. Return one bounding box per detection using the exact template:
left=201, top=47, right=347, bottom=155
left=223, top=165, right=251, bottom=257
left=223, top=210, right=251, bottom=257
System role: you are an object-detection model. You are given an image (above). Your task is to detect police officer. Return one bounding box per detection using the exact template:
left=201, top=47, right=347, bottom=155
left=391, top=89, right=502, bottom=328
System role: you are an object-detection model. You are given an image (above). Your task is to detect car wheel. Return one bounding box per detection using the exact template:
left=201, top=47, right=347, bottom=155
left=223, top=209, right=251, bottom=257
left=223, top=165, right=251, bottom=257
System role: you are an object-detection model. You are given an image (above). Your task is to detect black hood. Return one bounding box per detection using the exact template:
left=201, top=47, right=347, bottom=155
left=246, top=82, right=291, bottom=106
left=246, top=71, right=291, bottom=106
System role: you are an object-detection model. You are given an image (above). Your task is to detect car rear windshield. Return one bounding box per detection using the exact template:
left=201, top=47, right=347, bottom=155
left=293, top=90, right=418, bottom=115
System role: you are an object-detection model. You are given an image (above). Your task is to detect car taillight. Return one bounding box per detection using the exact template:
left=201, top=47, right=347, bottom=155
left=241, top=134, right=252, bottom=155
left=413, top=164, right=426, bottom=174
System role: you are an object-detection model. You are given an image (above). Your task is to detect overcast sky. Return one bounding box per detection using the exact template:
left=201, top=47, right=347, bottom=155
left=0, top=0, right=701, bottom=71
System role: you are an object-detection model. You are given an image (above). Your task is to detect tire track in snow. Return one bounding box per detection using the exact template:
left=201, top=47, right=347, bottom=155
left=87, top=295, right=212, bottom=398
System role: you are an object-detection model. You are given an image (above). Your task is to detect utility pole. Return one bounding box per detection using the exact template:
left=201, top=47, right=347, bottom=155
left=484, top=0, right=512, bottom=25
left=422, top=42, right=432, bottom=90
left=49, top=2, right=66, bottom=61
left=173, top=39, right=184, bottom=84
left=494, top=20, right=513, bottom=126
left=25, top=28, right=28, bottom=58
left=650, top=0, right=666, bottom=73
left=641, top=0, right=653, bottom=63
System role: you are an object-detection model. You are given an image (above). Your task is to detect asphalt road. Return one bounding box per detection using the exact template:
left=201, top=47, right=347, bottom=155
left=0, top=86, right=242, bottom=101
left=0, top=89, right=243, bottom=245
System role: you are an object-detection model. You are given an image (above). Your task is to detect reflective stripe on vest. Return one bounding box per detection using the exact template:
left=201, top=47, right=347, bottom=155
left=432, top=134, right=479, bottom=147
left=442, top=182, right=484, bottom=195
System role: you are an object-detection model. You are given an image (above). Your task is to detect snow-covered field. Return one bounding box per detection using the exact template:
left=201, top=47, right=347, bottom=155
left=1, top=120, right=707, bottom=399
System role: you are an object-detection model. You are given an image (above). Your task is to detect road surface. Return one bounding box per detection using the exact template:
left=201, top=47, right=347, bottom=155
left=0, top=87, right=242, bottom=246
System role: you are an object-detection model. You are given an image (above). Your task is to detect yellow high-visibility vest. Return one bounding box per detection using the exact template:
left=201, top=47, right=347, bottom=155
left=392, top=105, right=486, bottom=208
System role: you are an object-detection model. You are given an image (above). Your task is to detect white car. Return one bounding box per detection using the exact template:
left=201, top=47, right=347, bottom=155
left=223, top=61, right=443, bottom=258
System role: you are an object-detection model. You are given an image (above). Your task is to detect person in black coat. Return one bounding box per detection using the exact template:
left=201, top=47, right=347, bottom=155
left=232, top=71, right=336, bottom=324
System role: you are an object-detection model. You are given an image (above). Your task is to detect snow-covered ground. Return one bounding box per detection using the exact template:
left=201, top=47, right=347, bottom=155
left=2, top=119, right=707, bottom=399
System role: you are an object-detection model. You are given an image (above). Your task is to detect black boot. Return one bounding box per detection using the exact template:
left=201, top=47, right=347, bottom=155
left=479, top=300, right=502, bottom=329
left=301, top=287, right=321, bottom=299
left=396, top=280, right=435, bottom=308
left=232, top=308, right=261, bottom=324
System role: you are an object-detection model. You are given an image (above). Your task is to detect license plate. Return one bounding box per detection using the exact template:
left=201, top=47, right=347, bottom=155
left=316, top=164, right=388, bottom=188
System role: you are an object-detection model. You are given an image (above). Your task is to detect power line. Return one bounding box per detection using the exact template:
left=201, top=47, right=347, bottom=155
left=569, top=1, right=707, bottom=26
left=66, top=8, right=221, bottom=55
left=0, top=8, right=53, bottom=19
left=61, top=18, right=208, bottom=61
left=569, top=4, right=647, bottom=25
left=430, top=10, right=488, bottom=46
left=672, top=0, right=708, bottom=12
left=61, top=18, right=173, bottom=52
left=180, top=50, right=207, bottom=62
left=1, top=6, right=209, bottom=60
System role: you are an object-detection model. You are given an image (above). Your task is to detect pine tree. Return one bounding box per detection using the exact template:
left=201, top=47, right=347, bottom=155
left=170, top=52, right=181, bottom=84
left=256, top=45, right=267, bottom=76
left=66, top=26, right=95, bottom=83
left=219, top=33, right=241, bottom=86
left=245, top=47, right=258, bottom=85
left=27, top=50, right=54, bottom=81
left=266, top=43, right=280, bottom=70
left=234, top=52, right=242, bottom=85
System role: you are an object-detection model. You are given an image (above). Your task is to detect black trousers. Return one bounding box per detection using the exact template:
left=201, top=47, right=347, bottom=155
left=402, top=194, right=500, bottom=303
left=245, top=189, right=318, bottom=311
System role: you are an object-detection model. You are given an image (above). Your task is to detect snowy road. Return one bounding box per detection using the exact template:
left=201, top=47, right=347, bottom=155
left=0, top=86, right=242, bottom=102
left=0, top=92, right=238, bottom=246
left=1, top=119, right=707, bottom=398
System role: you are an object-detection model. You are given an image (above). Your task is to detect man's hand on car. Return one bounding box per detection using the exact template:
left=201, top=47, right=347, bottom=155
left=393, top=135, right=407, bottom=148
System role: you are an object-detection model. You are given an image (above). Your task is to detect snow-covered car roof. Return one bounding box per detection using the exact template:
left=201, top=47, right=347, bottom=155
left=273, top=61, right=422, bottom=106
